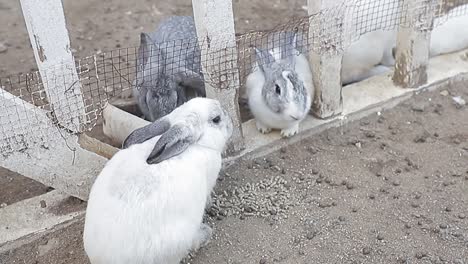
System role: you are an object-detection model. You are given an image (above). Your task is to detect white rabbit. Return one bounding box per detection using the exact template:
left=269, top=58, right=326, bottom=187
left=430, top=4, right=468, bottom=57
left=341, top=0, right=401, bottom=85
left=246, top=32, right=313, bottom=138
left=341, top=29, right=397, bottom=85
left=83, top=97, right=233, bottom=264
left=343, top=2, right=468, bottom=85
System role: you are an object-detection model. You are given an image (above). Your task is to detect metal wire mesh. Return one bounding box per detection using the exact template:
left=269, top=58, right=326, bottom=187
left=1, top=0, right=467, bottom=155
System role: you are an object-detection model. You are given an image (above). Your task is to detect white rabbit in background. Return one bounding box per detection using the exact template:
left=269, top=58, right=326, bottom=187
left=341, top=29, right=397, bottom=85
left=83, top=97, right=233, bottom=264
left=246, top=32, right=313, bottom=138
left=342, top=1, right=468, bottom=85
left=341, top=0, right=400, bottom=85
left=430, top=4, right=468, bottom=57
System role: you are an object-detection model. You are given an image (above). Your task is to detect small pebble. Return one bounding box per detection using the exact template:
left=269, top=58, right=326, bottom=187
left=439, top=223, right=447, bottom=229
left=362, top=246, right=372, bottom=255
left=395, top=168, right=402, bottom=174
left=415, top=251, right=427, bottom=259
left=351, top=207, right=358, bottom=213
left=280, top=147, right=287, bottom=154
left=346, top=182, right=355, bottom=190
left=444, top=206, right=452, bottom=212
left=306, top=146, right=318, bottom=154
left=364, top=131, right=376, bottom=138
left=312, top=169, right=319, bottom=175
left=306, top=230, right=317, bottom=240
left=404, top=223, right=411, bottom=229
left=338, top=216, right=346, bottom=222
left=458, top=213, right=466, bottom=219
left=259, top=258, right=267, bottom=264
left=411, top=201, right=420, bottom=208
left=376, top=234, right=384, bottom=240
left=369, top=194, right=375, bottom=200
left=411, top=104, right=425, bottom=112
left=392, top=180, right=401, bottom=186
left=40, top=200, right=47, bottom=208
left=0, top=42, right=7, bottom=53
left=440, top=90, right=449, bottom=96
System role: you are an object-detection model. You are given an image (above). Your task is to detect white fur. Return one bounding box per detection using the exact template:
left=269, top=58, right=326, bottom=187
left=83, top=98, right=231, bottom=264
left=342, top=29, right=397, bottom=85
left=342, top=2, right=468, bottom=85
left=430, top=6, right=468, bottom=57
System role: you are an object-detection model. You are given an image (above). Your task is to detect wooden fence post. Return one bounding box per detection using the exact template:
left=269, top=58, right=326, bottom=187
left=308, top=0, right=345, bottom=119
left=393, top=0, right=435, bottom=88
left=192, top=0, right=245, bottom=155
left=20, top=0, right=86, bottom=132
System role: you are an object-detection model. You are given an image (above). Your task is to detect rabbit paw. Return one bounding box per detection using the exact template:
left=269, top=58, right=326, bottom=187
left=280, top=124, right=299, bottom=138
left=256, top=121, right=272, bottom=134
left=191, top=223, right=212, bottom=251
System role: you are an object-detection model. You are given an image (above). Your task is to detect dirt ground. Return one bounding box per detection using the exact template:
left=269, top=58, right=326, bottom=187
left=1, top=0, right=468, bottom=263
left=1, top=72, right=467, bottom=264
left=0, top=0, right=308, bottom=77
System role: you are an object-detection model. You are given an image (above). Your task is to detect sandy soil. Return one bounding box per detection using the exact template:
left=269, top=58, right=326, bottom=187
left=1, top=74, right=467, bottom=264
left=0, top=0, right=468, bottom=263
left=0, top=0, right=308, bottom=77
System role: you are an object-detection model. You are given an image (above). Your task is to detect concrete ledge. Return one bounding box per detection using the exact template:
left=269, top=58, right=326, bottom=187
left=0, top=191, right=85, bottom=253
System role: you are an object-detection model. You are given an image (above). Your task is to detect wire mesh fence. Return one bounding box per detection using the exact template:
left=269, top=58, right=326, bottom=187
left=1, top=0, right=467, bottom=155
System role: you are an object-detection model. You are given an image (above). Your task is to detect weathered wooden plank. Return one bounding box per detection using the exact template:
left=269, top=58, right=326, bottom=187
left=0, top=89, right=107, bottom=201
left=308, top=0, right=345, bottom=119
left=192, top=0, right=245, bottom=155
left=393, top=0, right=435, bottom=88
left=20, top=0, right=86, bottom=132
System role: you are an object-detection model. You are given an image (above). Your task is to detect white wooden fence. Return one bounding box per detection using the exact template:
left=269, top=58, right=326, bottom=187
left=0, top=0, right=466, bottom=200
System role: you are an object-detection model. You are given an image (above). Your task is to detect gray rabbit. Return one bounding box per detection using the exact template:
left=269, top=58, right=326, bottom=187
left=245, top=31, right=314, bottom=138
left=133, top=16, right=206, bottom=122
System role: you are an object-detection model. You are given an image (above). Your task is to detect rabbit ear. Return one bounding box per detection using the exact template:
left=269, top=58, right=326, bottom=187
left=254, top=47, right=274, bottom=72
left=122, top=118, right=171, bottom=149
left=137, top=33, right=154, bottom=69
left=147, top=121, right=201, bottom=164
left=176, top=70, right=206, bottom=97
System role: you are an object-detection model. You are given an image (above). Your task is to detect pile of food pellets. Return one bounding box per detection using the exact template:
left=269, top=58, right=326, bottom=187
left=208, top=175, right=295, bottom=220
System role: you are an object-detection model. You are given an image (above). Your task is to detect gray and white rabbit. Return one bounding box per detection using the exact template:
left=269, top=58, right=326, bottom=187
left=83, top=97, right=233, bottom=264
left=133, top=16, right=206, bottom=122
left=246, top=32, right=313, bottom=138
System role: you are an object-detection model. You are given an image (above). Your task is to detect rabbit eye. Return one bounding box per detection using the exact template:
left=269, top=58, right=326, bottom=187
left=275, top=84, right=281, bottom=95
left=212, top=115, right=221, bottom=124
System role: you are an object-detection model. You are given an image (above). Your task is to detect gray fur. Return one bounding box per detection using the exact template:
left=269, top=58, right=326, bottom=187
left=254, top=32, right=308, bottom=115
left=134, top=16, right=206, bottom=122
left=122, top=118, right=171, bottom=149
left=147, top=123, right=198, bottom=164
